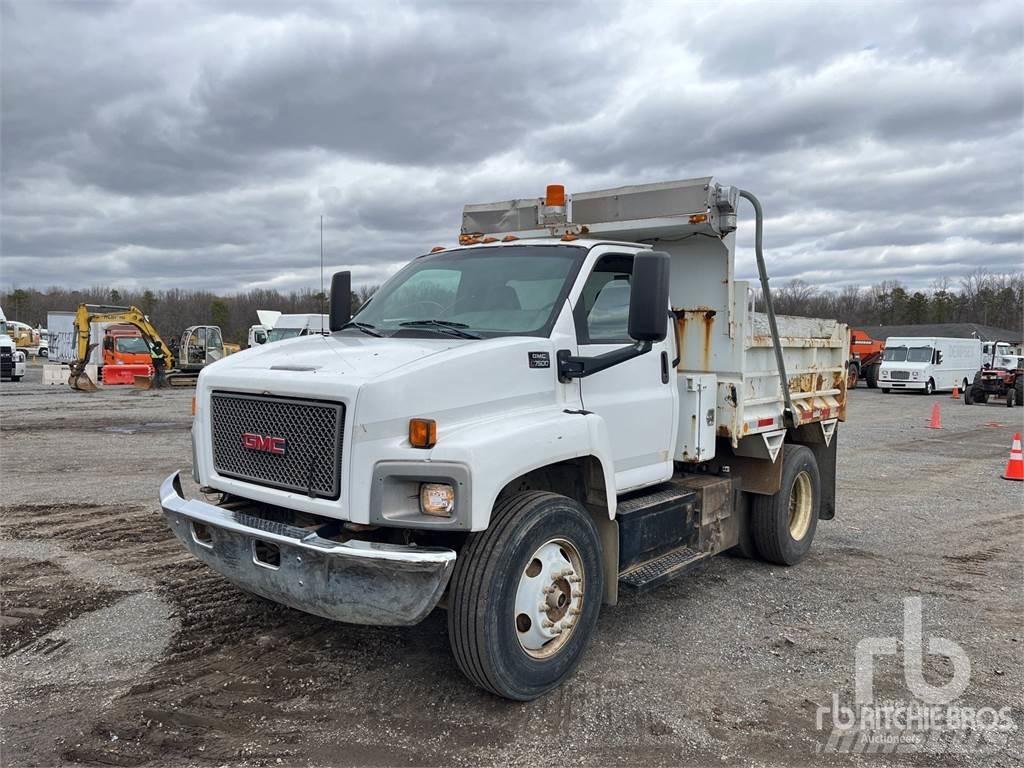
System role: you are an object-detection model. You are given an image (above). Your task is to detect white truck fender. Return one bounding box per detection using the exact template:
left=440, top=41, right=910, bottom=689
left=432, top=407, right=617, bottom=530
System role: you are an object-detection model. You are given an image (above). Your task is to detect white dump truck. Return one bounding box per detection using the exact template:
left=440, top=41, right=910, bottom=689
left=161, top=178, right=848, bottom=700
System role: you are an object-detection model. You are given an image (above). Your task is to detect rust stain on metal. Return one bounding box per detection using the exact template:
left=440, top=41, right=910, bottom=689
left=702, top=311, right=715, bottom=371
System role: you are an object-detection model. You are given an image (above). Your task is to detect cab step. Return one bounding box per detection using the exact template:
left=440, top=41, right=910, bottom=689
left=618, top=545, right=709, bottom=592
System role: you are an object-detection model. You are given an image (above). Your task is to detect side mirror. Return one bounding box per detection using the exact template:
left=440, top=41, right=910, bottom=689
left=330, top=270, right=352, bottom=331
left=628, top=251, right=670, bottom=342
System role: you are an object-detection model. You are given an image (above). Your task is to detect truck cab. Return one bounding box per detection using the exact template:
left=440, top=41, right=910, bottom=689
left=101, top=324, right=154, bottom=368
left=0, top=306, right=27, bottom=382
left=160, top=177, right=847, bottom=700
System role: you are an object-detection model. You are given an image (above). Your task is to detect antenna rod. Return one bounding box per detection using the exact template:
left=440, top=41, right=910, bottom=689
left=320, top=215, right=325, bottom=332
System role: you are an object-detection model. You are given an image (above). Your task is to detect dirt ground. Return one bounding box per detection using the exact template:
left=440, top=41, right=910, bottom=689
left=1, top=362, right=1022, bottom=767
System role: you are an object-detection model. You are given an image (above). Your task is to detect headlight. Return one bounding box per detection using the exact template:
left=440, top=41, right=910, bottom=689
left=419, top=483, right=455, bottom=517
left=14, top=351, right=25, bottom=363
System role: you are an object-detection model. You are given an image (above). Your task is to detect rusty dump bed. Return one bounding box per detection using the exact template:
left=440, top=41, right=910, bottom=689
left=675, top=296, right=847, bottom=449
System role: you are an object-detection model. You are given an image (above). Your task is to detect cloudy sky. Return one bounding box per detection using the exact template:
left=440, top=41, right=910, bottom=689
left=2, top=0, right=1022, bottom=295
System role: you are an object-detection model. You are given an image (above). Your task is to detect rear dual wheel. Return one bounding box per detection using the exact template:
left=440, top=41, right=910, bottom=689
left=447, top=491, right=603, bottom=701
left=751, top=445, right=820, bottom=566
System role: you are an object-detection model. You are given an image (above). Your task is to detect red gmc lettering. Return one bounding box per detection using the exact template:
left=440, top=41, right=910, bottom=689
left=242, top=433, right=286, bottom=454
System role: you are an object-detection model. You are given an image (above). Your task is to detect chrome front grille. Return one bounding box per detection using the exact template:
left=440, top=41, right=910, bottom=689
left=890, top=370, right=910, bottom=380
left=210, top=392, right=344, bottom=499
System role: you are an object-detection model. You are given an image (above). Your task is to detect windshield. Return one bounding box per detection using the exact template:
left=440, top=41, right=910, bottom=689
left=907, top=346, right=933, bottom=363
left=349, top=245, right=584, bottom=338
left=115, top=336, right=150, bottom=354
left=883, top=346, right=907, bottom=362
left=268, top=327, right=304, bottom=342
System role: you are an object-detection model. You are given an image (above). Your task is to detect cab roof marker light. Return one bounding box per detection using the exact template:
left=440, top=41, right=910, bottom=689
left=430, top=246, right=446, bottom=253
left=545, top=184, right=566, bottom=207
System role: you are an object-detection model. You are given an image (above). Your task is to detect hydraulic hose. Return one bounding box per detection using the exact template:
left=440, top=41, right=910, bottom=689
left=738, top=189, right=795, bottom=428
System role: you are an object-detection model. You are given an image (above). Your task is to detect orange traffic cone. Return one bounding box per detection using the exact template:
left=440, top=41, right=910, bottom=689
left=1003, top=433, right=1024, bottom=481
left=926, top=402, right=943, bottom=429
left=951, top=384, right=960, bottom=399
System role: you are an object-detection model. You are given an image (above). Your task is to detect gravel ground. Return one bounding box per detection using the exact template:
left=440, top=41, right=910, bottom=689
left=1, top=361, right=1022, bottom=767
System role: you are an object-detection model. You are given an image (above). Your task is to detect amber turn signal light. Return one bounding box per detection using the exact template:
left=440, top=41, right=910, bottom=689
left=409, top=418, right=437, bottom=449
left=191, top=395, right=197, bottom=416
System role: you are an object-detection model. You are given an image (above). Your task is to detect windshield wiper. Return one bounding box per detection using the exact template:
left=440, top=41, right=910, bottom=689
left=398, top=320, right=481, bottom=339
left=340, top=321, right=383, bottom=337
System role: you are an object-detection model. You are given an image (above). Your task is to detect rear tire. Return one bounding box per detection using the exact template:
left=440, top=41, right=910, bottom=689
left=447, top=491, right=603, bottom=701
left=751, top=445, right=820, bottom=566
left=847, top=364, right=859, bottom=389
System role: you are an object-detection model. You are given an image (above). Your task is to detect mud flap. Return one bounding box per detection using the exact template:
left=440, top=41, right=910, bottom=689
left=804, top=434, right=837, bottom=520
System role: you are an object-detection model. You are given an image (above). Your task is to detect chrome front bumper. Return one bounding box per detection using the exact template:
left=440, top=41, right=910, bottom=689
left=159, top=472, right=456, bottom=625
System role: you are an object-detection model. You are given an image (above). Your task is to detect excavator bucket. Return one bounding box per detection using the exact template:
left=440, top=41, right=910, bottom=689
left=133, top=374, right=153, bottom=390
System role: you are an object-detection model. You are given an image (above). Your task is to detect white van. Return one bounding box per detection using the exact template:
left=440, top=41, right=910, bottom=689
left=266, top=313, right=329, bottom=343
left=878, top=336, right=982, bottom=394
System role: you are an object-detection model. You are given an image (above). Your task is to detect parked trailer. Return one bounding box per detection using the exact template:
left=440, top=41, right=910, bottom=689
left=159, top=177, right=847, bottom=700
left=878, top=336, right=981, bottom=394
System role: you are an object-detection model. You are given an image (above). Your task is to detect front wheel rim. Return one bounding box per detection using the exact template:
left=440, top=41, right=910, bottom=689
left=514, top=538, right=585, bottom=659
left=788, top=471, right=813, bottom=541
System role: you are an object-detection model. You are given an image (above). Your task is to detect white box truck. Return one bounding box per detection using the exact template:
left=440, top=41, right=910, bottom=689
left=160, top=178, right=848, bottom=700
left=878, top=336, right=982, bottom=394
left=266, top=313, right=329, bottom=343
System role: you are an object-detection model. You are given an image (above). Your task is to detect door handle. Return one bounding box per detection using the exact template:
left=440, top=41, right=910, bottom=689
left=660, top=351, right=670, bottom=384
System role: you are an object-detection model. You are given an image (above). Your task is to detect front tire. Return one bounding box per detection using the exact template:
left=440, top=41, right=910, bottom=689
left=447, top=491, right=604, bottom=701
left=965, top=386, right=975, bottom=405
left=751, top=445, right=820, bottom=566
left=865, top=363, right=880, bottom=389
left=922, top=379, right=935, bottom=395
left=1007, top=387, right=1016, bottom=408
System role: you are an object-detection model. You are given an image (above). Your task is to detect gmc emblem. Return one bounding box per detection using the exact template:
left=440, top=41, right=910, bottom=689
left=242, top=433, right=287, bottom=455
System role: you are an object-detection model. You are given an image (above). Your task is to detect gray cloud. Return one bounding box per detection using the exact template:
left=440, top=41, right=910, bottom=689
left=1, top=0, right=1021, bottom=296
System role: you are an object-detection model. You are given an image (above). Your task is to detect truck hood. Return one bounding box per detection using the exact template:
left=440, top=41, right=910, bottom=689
left=212, top=333, right=470, bottom=381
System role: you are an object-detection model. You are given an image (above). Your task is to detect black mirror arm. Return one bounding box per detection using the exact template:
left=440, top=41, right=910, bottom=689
left=556, top=341, right=652, bottom=383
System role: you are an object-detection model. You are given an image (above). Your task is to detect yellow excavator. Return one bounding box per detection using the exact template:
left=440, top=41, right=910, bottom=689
left=68, top=305, right=174, bottom=391
left=69, top=304, right=230, bottom=392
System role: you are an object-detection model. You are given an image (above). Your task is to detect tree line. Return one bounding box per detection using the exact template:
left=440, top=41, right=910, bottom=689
left=0, top=285, right=379, bottom=346
left=3, top=268, right=1021, bottom=346
left=756, top=270, right=1023, bottom=334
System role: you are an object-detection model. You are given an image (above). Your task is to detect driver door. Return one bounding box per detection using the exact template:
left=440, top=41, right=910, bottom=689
left=574, top=252, right=676, bottom=491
